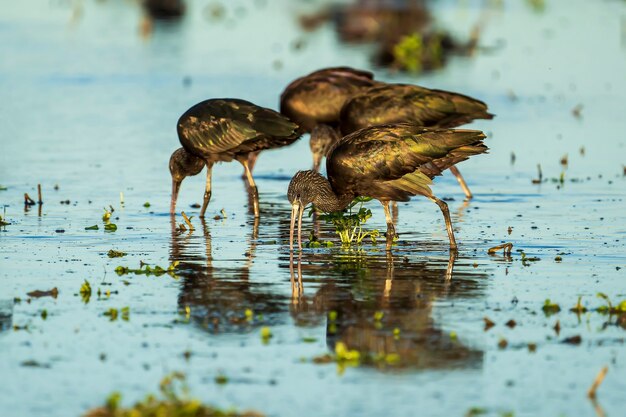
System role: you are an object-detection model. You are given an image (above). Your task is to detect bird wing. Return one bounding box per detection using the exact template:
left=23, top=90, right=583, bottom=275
left=178, top=99, right=299, bottom=155
left=280, top=68, right=378, bottom=131
left=340, top=84, right=493, bottom=133
left=327, top=123, right=487, bottom=200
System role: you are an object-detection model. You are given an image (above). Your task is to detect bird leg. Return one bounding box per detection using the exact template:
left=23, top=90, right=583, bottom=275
left=448, top=165, right=473, bottom=200
left=240, top=159, right=260, bottom=217
left=199, top=163, right=214, bottom=218
left=382, top=200, right=396, bottom=251
left=391, top=201, right=399, bottom=224
left=428, top=195, right=458, bottom=252
left=170, top=179, right=182, bottom=214
left=243, top=151, right=260, bottom=181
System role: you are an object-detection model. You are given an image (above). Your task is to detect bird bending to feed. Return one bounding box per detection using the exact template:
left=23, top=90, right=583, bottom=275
left=280, top=66, right=378, bottom=171
left=339, top=83, right=494, bottom=199
left=170, top=98, right=300, bottom=218
left=287, top=123, right=488, bottom=252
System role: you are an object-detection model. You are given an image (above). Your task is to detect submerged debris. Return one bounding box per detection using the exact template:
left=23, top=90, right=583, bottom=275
left=27, top=288, right=59, bottom=299
left=487, top=242, right=513, bottom=255
left=107, top=250, right=127, bottom=258
left=587, top=366, right=608, bottom=399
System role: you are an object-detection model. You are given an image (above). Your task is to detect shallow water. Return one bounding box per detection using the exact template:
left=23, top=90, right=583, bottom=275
left=1, top=1, right=625, bottom=416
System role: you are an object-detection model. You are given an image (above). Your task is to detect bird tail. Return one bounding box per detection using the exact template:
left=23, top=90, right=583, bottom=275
left=417, top=130, right=488, bottom=178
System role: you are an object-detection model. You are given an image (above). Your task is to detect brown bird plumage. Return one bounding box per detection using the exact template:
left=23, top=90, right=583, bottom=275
left=170, top=98, right=300, bottom=218
left=287, top=123, right=488, bottom=251
left=338, top=83, right=494, bottom=199
left=280, top=67, right=379, bottom=170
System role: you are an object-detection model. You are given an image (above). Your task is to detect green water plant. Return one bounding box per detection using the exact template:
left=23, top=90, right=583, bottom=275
left=83, top=372, right=263, bottom=417
left=115, top=261, right=179, bottom=278
left=312, top=197, right=379, bottom=247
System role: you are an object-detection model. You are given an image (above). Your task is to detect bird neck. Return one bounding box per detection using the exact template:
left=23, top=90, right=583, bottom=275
left=312, top=177, right=354, bottom=213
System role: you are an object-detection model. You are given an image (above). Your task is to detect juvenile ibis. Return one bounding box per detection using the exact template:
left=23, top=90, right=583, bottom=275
left=339, top=83, right=493, bottom=199
left=170, top=98, right=300, bottom=218
left=280, top=67, right=378, bottom=171
left=287, top=123, right=488, bottom=252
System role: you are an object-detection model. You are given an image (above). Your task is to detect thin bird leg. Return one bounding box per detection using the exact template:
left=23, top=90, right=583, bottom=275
left=199, top=163, right=214, bottom=218
left=243, top=151, right=261, bottom=181
left=382, top=200, right=396, bottom=251
left=448, top=165, right=473, bottom=200
left=391, top=201, right=399, bottom=224
left=241, top=159, right=260, bottom=217
left=297, top=204, right=305, bottom=251
left=428, top=195, right=458, bottom=252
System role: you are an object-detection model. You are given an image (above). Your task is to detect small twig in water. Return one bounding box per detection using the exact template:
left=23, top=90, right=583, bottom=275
left=24, top=193, right=36, bottom=206
left=181, top=211, right=194, bottom=231
left=587, top=366, right=608, bottom=399
left=532, top=164, right=543, bottom=184
left=37, top=184, right=43, bottom=205
left=487, top=242, right=513, bottom=255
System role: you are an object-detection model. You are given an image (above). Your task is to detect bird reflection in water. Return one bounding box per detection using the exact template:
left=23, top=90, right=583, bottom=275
left=289, top=251, right=485, bottom=370
left=170, top=215, right=288, bottom=334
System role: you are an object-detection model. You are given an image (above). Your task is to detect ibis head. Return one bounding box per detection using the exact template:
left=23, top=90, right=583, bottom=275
left=169, top=147, right=205, bottom=214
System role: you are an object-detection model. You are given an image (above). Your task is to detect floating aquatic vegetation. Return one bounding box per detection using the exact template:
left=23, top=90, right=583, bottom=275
left=103, top=307, right=129, bottom=322
left=596, top=293, right=626, bottom=314
left=313, top=197, right=379, bottom=247
left=102, top=208, right=112, bottom=222
left=0, top=215, right=9, bottom=227
left=0, top=185, right=7, bottom=191
left=85, top=225, right=99, bottom=230
left=115, top=261, right=179, bottom=278
left=104, top=223, right=118, bottom=232
left=542, top=299, right=561, bottom=315
left=83, top=372, right=263, bottom=417
left=143, top=202, right=151, bottom=208
left=107, top=250, right=127, bottom=258
left=260, top=326, right=272, bottom=344
left=79, top=280, right=92, bottom=304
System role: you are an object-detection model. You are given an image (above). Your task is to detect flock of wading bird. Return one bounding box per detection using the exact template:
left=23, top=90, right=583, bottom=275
left=168, top=67, right=493, bottom=253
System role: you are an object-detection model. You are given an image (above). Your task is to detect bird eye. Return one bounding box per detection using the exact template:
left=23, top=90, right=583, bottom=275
left=296, top=194, right=300, bottom=198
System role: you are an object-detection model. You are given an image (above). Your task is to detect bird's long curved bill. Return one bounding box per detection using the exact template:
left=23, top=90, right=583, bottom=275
left=289, top=202, right=300, bottom=252
left=170, top=180, right=181, bottom=214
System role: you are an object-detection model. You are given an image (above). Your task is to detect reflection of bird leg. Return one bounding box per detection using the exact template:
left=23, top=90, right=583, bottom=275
left=445, top=250, right=457, bottom=281
left=382, top=200, right=396, bottom=251
left=455, top=198, right=470, bottom=225
left=200, top=217, right=213, bottom=268
left=240, top=158, right=260, bottom=217
left=289, top=252, right=304, bottom=302
left=428, top=195, right=458, bottom=252
left=199, top=163, right=214, bottom=218
left=383, top=252, right=394, bottom=306
left=449, top=165, right=473, bottom=200
left=251, top=215, right=260, bottom=241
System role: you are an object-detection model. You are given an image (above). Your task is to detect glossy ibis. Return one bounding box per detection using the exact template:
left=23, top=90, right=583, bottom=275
left=170, top=98, right=300, bottom=218
left=339, top=84, right=493, bottom=199
left=287, top=123, right=487, bottom=252
left=280, top=67, right=378, bottom=170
